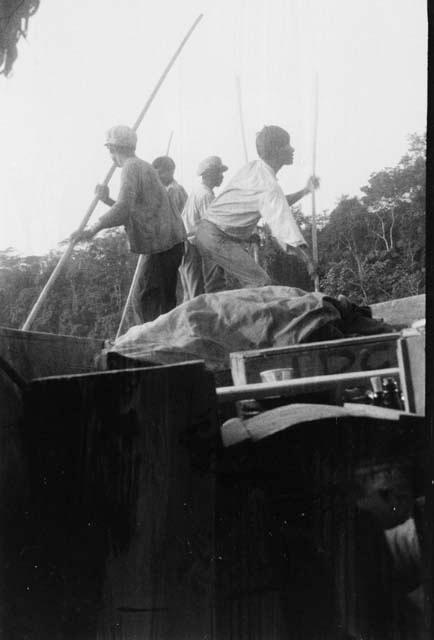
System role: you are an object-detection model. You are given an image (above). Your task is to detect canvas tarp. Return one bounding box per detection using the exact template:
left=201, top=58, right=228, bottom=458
left=109, top=286, right=394, bottom=371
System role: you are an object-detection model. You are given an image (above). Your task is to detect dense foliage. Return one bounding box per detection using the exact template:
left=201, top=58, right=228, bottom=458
left=260, top=132, right=425, bottom=304
left=0, top=233, right=137, bottom=338
left=0, top=133, right=425, bottom=338
left=0, top=0, right=40, bottom=76
left=318, top=133, right=425, bottom=303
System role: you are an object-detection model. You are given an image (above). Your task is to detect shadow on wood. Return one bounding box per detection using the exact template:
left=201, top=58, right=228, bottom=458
left=215, top=405, right=427, bottom=639
left=2, top=361, right=219, bottom=639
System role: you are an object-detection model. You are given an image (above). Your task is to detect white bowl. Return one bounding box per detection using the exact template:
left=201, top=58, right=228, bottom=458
left=260, top=368, right=295, bottom=383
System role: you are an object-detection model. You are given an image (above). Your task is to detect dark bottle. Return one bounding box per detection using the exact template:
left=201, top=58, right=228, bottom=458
left=382, top=377, right=404, bottom=410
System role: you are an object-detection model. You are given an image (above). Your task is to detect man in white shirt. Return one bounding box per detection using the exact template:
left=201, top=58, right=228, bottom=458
left=180, top=156, right=228, bottom=300
left=195, top=125, right=318, bottom=292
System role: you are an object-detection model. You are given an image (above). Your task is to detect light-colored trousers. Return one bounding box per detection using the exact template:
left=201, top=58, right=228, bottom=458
left=195, top=219, right=271, bottom=292
left=179, top=241, right=205, bottom=301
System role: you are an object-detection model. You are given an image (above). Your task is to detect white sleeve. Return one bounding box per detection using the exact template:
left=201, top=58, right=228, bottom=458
left=259, top=184, right=306, bottom=247
left=182, top=189, right=214, bottom=241
left=196, top=190, right=214, bottom=220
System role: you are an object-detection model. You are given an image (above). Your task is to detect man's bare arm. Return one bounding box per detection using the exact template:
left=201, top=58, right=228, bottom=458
left=286, top=175, right=320, bottom=207
left=286, top=188, right=309, bottom=207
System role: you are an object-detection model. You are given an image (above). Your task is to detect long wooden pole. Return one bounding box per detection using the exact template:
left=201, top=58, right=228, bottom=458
left=311, top=73, right=320, bottom=292
left=165, top=130, right=174, bottom=155
left=236, top=76, right=249, bottom=164
left=115, top=255, right=145, bottom=340
left=22, top=14, right=203, bottom=332
left=236, top=75, right=260, bottom=263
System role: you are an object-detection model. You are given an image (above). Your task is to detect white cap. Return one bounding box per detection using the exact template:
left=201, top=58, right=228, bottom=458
left=105, top=125, right=137, bottom=149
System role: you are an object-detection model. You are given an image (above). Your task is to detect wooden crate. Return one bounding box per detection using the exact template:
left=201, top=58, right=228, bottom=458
left=4, top=361, right=219, bottom=639
left=0, top=325, right=104, bottom=379
left=230, top=333, right=399, bottom=386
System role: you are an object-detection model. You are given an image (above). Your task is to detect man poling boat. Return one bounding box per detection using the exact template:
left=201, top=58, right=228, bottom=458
left=20, top=13, right=204, bottom=332
left=179, top=155, right=229, bottom=301
left=70, top=126, right=185, bottom=325
left=194, top=124, right=319, bottom=293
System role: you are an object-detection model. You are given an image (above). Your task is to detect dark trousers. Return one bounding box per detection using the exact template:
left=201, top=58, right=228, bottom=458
left=132, top=242, right=184, bottom=324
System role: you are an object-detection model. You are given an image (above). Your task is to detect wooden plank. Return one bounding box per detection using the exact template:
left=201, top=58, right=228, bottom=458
left=0, top=326, right=104, bottom=380
left=217, top=367, right=400, bottom=403
left=0, top=370, right=27, bottom=635
left=343, top=402, right=409, bottom=420
left=103, top=352, right=235, bottom=388
left=230, top=333, right=399, bottom=386
left=370, top=294, right=425, bottom=328
left=4, top=361, right=219, bottom=639
left=397, top=330, right=425, bottom=414
left=221, top=404, right=350, bottom=447
left=221, top=403, right=417, bottom=448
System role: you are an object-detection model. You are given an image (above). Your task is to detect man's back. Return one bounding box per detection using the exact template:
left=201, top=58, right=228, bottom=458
left=167, top=180, right=188, bottom=216
left=121, top=157, right=185, bottom=254
left=204, top=158, right=305, bottom=247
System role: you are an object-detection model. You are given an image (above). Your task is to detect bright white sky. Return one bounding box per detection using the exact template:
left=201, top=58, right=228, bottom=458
left=0, top=0, right=427, bottom=255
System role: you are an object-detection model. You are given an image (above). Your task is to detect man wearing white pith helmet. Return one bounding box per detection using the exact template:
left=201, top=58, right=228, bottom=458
left=71, top=125, right=186, bottom=324
left=179, top=155, right=228, bottom=300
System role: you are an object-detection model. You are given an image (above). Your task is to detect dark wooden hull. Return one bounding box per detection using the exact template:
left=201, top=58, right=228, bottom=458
left=0, top=294, right=427, bottom=638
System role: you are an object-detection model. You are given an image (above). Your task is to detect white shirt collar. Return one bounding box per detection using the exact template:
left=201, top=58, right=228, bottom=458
left=257, top=157, right=277, bottom=177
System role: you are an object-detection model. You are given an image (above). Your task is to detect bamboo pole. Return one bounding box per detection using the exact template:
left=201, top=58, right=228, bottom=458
left=216, top=367, right=400, bottom=403
left=22, top=14, right=204, bottom=332
left=165, top=130, right=174, bottom=155
left=236, top=76, right=249, bottom=164
left=311, top=73, right=320, bottom=292
left=236, top=75, right=260, bottom=263
left=115, top=255, right=145, bottom=340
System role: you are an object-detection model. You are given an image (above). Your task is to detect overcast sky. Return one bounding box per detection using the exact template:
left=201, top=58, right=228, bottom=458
left=0, top=0, right=427, bottom=255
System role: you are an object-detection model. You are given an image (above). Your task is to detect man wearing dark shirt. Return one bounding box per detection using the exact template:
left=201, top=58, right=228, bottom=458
left=152, top=155, right=188, bottom=215
left=72, top=125, right=185, bottom=324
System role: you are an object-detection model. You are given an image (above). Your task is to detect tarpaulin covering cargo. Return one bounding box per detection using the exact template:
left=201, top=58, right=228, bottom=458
left=109, top=286, right=394, bottom=371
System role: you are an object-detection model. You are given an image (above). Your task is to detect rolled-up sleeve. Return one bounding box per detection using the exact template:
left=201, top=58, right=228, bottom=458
left=259, top=184, right=306, bottom=247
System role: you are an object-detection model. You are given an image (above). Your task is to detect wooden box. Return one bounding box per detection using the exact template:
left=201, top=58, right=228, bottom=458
left=230, top=333, right=399, bottom=386
left=3, top=361, right=219, bottom=639
left=0, top=325, right=104, bottom=379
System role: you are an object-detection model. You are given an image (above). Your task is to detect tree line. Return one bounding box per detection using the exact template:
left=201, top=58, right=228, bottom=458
left=0, top=133, right=425, bottom=339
